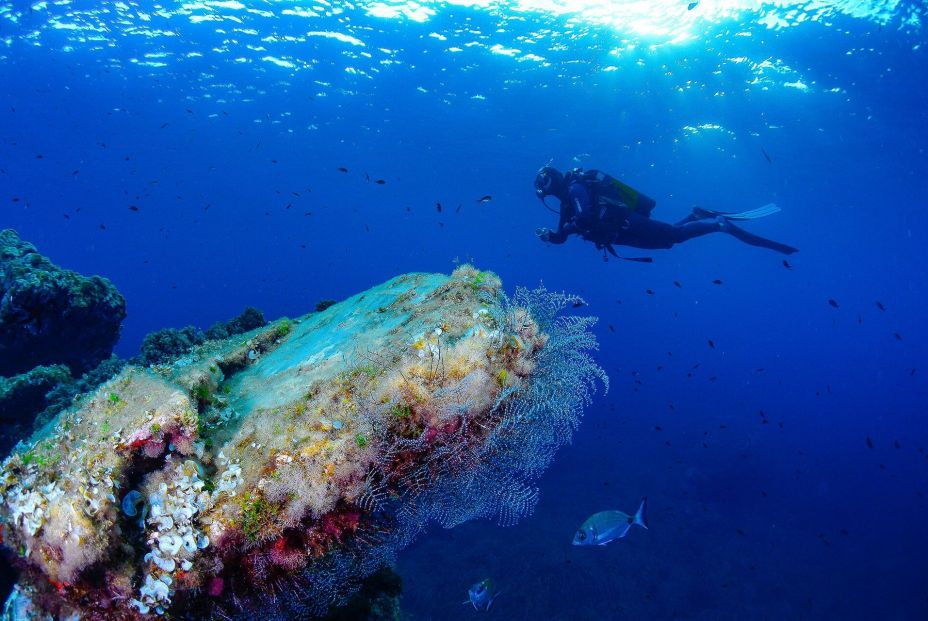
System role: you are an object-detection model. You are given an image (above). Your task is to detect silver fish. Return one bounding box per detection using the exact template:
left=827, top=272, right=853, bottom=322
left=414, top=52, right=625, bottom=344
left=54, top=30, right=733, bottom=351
left=463, top=578, right=500, bottom=611
left=572, top=497, right=649, bottom=546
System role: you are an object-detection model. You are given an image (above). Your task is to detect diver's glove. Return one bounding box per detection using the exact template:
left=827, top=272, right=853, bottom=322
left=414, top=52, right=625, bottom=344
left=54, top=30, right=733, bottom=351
left=535, top=227, right=552, bottom=242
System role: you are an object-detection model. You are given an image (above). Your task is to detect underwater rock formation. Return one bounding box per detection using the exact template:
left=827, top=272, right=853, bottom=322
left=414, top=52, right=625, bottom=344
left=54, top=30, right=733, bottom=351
left=138, top=308, right=267, bottom=367
left=0, top=266, right=605, bottom=620
left=0, top=367, right=72, bottom=430
left=0, top=229, right=126, bottom=378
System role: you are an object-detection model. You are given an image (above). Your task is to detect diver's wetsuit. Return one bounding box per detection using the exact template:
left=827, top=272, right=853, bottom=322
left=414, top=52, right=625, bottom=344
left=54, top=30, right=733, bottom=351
left=542, top=169, right=797, bottom=255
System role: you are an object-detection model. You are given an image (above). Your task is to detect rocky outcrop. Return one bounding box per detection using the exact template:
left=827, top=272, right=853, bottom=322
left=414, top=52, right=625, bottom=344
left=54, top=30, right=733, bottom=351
left=0, top=266, right=605, bottom=620
left=0, top=230, right=126, bottom=378
left=0, top=367, right=71, bottom=429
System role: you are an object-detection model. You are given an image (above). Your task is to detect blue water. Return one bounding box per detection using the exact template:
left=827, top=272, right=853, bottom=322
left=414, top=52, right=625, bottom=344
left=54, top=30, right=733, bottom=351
left=2, top=0, right=927, bottom=618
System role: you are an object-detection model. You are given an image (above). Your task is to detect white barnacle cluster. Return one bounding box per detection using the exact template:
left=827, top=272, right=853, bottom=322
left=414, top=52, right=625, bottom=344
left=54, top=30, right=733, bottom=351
left=132, top=458, right=210, bottom=616
left=5, top=486, right=47, bottom=537
left=2, top=460, right=66, bottom=542
left=78, top=468, right=118, bottom=517
left=212, top=454, right=243, bottom=497
left=198, top=452, right=244, bottom=539
left=414, top=325, right=444, bottom=360
left=466, top=308, right=498, bottom=340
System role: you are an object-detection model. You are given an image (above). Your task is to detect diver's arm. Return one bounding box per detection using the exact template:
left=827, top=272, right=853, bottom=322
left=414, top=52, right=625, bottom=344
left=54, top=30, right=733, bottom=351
left=538, top=225, right=572, bottom=244
left=537, top=198, right=578, bottom=244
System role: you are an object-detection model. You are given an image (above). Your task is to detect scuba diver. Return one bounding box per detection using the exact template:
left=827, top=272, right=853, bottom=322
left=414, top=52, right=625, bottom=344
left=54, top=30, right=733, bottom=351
left=533, top=166, right=798, bottom=260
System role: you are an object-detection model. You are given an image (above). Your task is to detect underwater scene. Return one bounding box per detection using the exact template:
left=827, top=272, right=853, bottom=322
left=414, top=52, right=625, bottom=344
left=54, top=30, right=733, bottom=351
left=0, top=0, right=926, bottom=619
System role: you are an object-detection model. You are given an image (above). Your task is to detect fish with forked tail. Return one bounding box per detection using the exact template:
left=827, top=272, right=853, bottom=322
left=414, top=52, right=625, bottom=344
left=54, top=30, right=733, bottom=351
left=463, top=578, right=501, bottom=611
left=573, top=497, right=649, bottom=546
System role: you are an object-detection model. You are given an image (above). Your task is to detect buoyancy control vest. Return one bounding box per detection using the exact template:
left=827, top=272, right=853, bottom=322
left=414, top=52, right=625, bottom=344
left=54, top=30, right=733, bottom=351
left=562, top=168, right=658, bottom=257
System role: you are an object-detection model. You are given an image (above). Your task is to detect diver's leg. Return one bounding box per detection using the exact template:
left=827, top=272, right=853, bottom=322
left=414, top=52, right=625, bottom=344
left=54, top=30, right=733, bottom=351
left=617, top=215, right=717, bottom=249
left=670, top=218, right=724, bottom=242
left=718, top=218, right=798, bottom=255
left=673, top=206, right=714, bottom=226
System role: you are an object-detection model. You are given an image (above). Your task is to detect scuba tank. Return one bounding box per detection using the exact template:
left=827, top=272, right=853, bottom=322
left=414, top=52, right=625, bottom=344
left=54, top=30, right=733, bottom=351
left=574, top=168, right=656, bottom=217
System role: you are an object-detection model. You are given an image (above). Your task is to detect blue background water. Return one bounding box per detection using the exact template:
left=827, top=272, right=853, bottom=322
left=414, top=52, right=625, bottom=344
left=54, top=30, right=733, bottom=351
left=1, top=0, right=926, bottom=618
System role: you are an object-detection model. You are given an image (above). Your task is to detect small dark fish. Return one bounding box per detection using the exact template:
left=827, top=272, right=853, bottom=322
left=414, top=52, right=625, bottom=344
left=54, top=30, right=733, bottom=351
left=128, top=205, right=139, bottom=212
left=572, top=301, right=586, bottom=308
left=365, top=172, right=370, bottom=182
left=866, top=436, right=874, bottom=449
left=687, top=1, right=698, bottom=9
left=72, top=170, right=79, bottom=175
left=783, top=259, right=792, bottom=270
left=186, top=108, right=193, bottom=114
left=828, top=299, right=840, bottom=309
left=761, top=148, right=772, bottom=164
left=455, top=203, right=463, bottom=213
left=436, top=202, right=442, bottom=213
left=875, top=300, right=886, bottom=311
left=736, top=528, right=746, bottom=536
left=712, top=279, right=723, bottom=285
left=99, top=224, right=106, bottom=230
left=477, top=195, right=492, bottom=203
left=894, top=332, right=902, bottom=341
left=35, top=154, right=43, bottom=159
left=911, top=368, right=917, bottom=376
left=674, top=281, right=682, bottom=288
left=646, top=289, right=654, bottom=295
left=159, top=122, right=169, bottom=129
left=337, top=167, right=348, bottom=172
left=375, top=179, right=386, bottom=185
left=894, top=440, right=901, bottom=449
left=608, top=325, right=615, bottom=332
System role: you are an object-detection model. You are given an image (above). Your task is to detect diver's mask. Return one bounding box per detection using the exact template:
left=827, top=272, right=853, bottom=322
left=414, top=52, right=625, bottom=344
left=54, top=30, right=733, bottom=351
left=534, top=166, right=564, bottom=213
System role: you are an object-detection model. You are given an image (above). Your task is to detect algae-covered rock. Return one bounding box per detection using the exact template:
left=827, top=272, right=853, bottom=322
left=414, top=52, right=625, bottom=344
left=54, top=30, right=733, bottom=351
left=0, top=367, right=72, bottom=428
left=0, top=230, right=126, bottom=377
left=136, top=308, right=267, bottom=368
left=0, top=365, right=74, bottom=460
left=0, top=266, right=606, bottom=620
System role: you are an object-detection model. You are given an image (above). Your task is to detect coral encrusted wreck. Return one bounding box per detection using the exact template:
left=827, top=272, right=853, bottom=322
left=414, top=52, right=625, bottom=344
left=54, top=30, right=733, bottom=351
left=0, top=266, right=606, bottom=620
